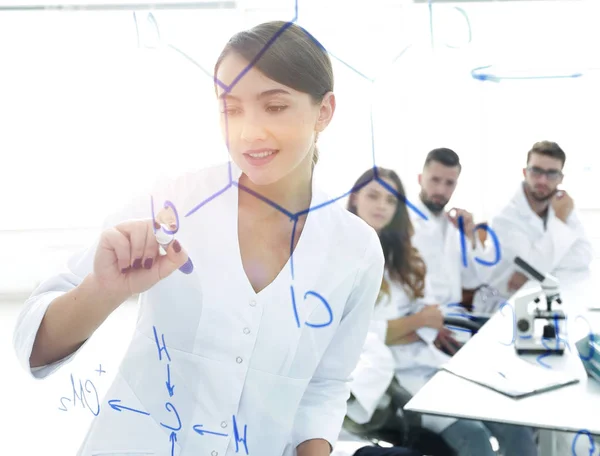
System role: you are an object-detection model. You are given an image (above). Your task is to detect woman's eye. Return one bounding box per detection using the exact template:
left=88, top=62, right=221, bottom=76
left=267, top=105, right=287, bottom=113
left=221, top=107, right=241, bottom=116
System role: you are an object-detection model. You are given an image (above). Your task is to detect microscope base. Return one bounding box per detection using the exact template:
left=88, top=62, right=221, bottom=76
left=515, top=337, right=566, bottom=355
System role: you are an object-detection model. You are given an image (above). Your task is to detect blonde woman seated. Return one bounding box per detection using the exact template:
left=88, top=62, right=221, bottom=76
left=345, top=167, right=538, bottom=456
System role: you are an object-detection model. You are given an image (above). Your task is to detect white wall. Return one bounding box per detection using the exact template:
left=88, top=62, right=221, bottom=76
left=1, top=0, right=600, bottom=295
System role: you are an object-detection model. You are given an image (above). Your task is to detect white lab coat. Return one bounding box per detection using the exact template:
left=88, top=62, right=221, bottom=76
left=347, top=272, right=457, bottom=434
left=486, top=183, right=593, bottom=298
left=410, top=198, right=486, bottom=306
left=12, top=161, right=385, bottom=456
left=345, top=328, right=395, bottom=425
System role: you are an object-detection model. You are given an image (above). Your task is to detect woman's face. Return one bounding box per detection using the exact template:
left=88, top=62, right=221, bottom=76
left=215, top=52, right=334, bottom=186
left=353, top=178, right=398, bottom=232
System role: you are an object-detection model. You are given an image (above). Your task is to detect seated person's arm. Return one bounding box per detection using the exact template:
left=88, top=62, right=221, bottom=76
left=385, top=305, right=443, bottom=345
left=387, top=327, right=420, bottom=345
left=488, top=205, right=583, bottom=291
left=554, top=208, right=593, bottom=271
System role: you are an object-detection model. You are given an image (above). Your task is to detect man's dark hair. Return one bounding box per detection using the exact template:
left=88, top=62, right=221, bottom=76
left=424, top=148, right=461, bottom=172
left=527, top=141, right=566, bottom=168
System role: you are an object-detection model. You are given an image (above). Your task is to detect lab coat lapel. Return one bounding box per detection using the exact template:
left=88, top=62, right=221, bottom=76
left=514, top=184, right=536, bottom=224
left=413, top=199, right=456, bottom=303
left=412, top=198, right=439, bottom=251
left=442, top=215, right=464, bottom=299
left=513, top=183, right=570, bottom=271
left=414, top=198, right=446, bottom=246
left=443, top=215, right=454, bottom=256
left=513, top=183, right=547, bottom=239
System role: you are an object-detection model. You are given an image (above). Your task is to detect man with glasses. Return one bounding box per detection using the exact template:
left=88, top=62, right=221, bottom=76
left=485, top=141, right=593, bottom=297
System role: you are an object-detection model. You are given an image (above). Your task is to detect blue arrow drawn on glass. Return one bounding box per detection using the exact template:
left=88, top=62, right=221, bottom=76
left=193, top=424, right=228, bottom=437
left=108, top=399, right=150, bottom=416
left=169, top=432, right=177, bottom=456
left=165, top=364, right=175, bottom=397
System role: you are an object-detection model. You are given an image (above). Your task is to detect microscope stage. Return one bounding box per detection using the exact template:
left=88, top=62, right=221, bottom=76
left=515, top=336, right=566, bottom=355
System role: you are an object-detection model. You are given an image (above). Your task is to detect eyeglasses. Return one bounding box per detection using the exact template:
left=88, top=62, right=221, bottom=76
left=526, top=166, right=563, bottom=181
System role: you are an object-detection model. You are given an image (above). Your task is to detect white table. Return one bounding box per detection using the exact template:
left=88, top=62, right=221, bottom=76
left=405, top=271, right=600, bottom=456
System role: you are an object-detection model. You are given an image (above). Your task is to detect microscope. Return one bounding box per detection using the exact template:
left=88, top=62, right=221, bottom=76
left=512, top=256, right=567, bottom=355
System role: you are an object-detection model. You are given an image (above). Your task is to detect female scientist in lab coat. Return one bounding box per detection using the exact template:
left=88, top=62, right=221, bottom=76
left=12, top=21, right=384, bottom=456
left=345, top=167, right=538, bottom=456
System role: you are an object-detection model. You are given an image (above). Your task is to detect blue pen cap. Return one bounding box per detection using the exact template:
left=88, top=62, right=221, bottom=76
left=180, top=257, right=194, bottom=275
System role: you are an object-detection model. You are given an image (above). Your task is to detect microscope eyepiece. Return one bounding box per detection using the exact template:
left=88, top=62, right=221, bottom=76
left=514, top=256, right=546, bottom=282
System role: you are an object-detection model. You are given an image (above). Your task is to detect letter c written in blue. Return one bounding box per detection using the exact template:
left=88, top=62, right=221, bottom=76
left=571, top=429, right=595, bottom=456
left=458, top=217, right=501, bottom=267
left=160, top=402, right=182, bottom=432
left=290, top=286, right=333, bottom=328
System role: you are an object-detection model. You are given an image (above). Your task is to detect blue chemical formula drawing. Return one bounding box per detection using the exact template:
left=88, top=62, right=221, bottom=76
left=572, top=429, right=598, bottom=456
left=151, top=181, right=501, bottom=331
left=68, top=326, right=250, bottom=456
left=45, top=2, right=597, bottom=454
left=57, top=365, right=105, bottom=417
left=57, top=332, right=249, bottom=455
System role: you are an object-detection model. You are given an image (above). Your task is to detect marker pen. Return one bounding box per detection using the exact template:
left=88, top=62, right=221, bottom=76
left=154, top=223, right=194, bottom=275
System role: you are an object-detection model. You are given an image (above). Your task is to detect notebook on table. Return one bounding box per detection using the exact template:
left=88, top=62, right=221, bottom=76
left=440, top=354, right=580, bottom=399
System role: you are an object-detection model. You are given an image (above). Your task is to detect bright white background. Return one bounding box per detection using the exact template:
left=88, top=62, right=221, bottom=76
left=2, top=0, right=600, bottom=289
left=2, top=0, right=600, bottom=293
left=1, top=0, right=599, bottom=455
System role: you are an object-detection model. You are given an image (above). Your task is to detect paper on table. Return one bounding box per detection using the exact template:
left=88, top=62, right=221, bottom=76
left=441, top=354, right=580, bottom=398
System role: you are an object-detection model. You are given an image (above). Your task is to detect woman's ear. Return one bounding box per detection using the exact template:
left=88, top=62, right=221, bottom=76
left=315, top=92, right=336, bottom=132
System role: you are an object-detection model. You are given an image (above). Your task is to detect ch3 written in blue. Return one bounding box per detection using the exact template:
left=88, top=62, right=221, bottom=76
left=58, top=367, right=103, bottom=416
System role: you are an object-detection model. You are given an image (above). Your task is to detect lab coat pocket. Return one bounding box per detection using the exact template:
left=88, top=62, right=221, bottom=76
left=284, top=311, right=338, bottom=380
left=242, top=369, right=311, bottom=455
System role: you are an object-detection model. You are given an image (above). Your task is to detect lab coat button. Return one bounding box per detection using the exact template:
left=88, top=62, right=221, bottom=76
left=236, top=356, right=243, bottom=364
left=211, top=451, right=218, bottom=456
left=243, top=327, right=250, bottom=335
left=249, top=299, right=256, bottom=307
left=221, top=421, right=227, bottom=428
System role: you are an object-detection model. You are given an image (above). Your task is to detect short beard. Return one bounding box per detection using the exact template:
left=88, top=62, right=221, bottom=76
left=420, top=190, right=447, bottom=214
left=524, top=182, right=556, bottom=202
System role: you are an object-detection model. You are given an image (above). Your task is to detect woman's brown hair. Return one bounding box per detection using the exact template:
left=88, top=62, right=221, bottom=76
left=348, top=167, right=426, bottom=302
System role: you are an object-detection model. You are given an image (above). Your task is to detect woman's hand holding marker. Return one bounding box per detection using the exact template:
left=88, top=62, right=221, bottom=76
left=91, top=217, right=191, bottom=300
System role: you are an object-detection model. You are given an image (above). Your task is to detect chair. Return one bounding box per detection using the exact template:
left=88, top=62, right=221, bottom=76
left=343, top=378, right=456, bottom=456
left=343, top=317, right=487, bottom=456
left=353, top=446, right=420, bottom=456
